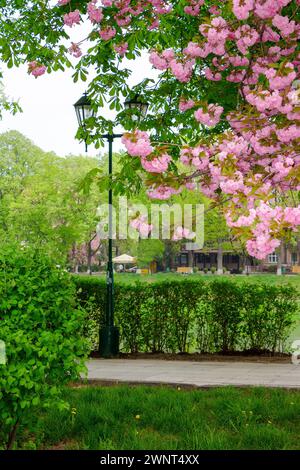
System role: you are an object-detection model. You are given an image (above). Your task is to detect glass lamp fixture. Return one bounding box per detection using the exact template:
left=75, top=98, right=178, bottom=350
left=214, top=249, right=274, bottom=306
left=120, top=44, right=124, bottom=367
left=74, top=92, right=95, bottom=127
left=124, top=94, right=149, bottom=120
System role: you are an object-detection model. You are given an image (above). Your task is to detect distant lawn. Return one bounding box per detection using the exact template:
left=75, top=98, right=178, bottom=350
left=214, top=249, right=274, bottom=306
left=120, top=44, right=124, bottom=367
left=17, top=385, right=300, bottom=450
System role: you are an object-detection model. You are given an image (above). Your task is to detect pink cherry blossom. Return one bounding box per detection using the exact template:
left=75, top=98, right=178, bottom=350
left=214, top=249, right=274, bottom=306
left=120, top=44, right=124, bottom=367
left=114, top=42, right=128, bottom=56
left=265, top=64, right=297, bottom=90
left=209, top=6, right=221, bottom=15
left=185, top=182, right=196, bottom=190
left=172, top=226, right=196, bottom=241
left=184, top=42, right=210, bottom=58
left=284, top=206, right=300, bottom=225
left=272, top=15, right=296, bottom=37
left=68, top=42, right=82, bottom=58
left=169, top=59, right=195, bottom=83
left=205, top=68, right=222, bottom=81
left=179, top=98, right=195, bottom=112
left=245, top=89, right=283, bottom=112
left=99, top=27, right=116, bottom=40
left=235, top=25, right=259, bottom=55
left=141, top=153, right=171, bottom=173
left=87, top=1, right=103, bottom=24
left=122, top=130, right=153, bottom=158
left=275, top=125, right=300, bottom=143
left=184, top=0, right=204, bottom=16
left=28, top=61, right=46, bottom=77
left=130, top=215, right=153, bottom=237
left=246, top=236, right=281, bottom=259
left=194, top=104, right=223, bottom=127
left=63, top=10, right=81, bottom=27
left=149, top=49, right=175, bottom=70
left=232, top=0, right=254, bottom=20
left=254, top=0, right=292, bottom=20
left=147, top=185, right=183, bottom=200
left=220, top=177, right=245, bottom=195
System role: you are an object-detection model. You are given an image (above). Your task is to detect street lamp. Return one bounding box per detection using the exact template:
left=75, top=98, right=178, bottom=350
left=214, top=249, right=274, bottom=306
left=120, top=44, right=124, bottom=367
left=73, top=93, right=95, bottom=152
left=74, top=92, right=149, bottom=357
left=124, top=94, right=149, bottom=119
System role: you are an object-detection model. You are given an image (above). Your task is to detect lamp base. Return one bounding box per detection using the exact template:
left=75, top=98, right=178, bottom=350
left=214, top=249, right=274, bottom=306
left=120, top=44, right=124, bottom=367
left=99, top=326, right=120, bottom=358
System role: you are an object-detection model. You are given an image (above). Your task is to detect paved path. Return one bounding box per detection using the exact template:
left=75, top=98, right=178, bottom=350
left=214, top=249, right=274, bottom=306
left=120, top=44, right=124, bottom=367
left=87, top=359, right=300, bottom=389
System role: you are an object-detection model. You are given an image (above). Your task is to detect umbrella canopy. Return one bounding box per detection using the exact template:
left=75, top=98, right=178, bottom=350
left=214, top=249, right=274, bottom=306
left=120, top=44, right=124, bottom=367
left=112, top=254, right=136, bottom=264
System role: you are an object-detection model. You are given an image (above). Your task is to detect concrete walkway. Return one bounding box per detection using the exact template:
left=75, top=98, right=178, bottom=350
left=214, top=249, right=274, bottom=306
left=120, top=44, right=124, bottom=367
left=87, top=359, right=300, bottom=389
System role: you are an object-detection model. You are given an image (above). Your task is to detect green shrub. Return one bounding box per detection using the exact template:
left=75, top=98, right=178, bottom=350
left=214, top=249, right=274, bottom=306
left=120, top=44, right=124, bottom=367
left=0, top=244, right=88, bottom=450
left=207, top=280, right=244, bottom=353
left=266, top=265, right=277, bottom=273
left=194, top=299, right=216, bottom=353
left=240, top=284, right=298, bottom=353
left=73, top=276, right=298, bottom=356
left=117, top=283, right=148, bottom=353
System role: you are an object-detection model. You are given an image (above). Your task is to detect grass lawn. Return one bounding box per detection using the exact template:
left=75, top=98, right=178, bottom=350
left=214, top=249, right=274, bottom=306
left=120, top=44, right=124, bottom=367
left=19, top=385, right=300, bottom=450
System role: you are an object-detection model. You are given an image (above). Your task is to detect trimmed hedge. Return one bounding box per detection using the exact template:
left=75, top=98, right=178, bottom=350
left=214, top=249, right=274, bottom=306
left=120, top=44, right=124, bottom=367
left=73, top=276, right=299, bottom=355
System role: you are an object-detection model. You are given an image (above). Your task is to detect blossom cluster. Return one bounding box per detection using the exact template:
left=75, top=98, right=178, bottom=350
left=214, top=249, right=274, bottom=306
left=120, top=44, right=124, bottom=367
left=130, top=214, right=153, bottom=237
left=121, top=130, right=153, bottom=158
left=28, top=61, right=47, bottom=77
left=172, top=226, right=196, bottom=241
left=194, top=104, right=224, bottom=127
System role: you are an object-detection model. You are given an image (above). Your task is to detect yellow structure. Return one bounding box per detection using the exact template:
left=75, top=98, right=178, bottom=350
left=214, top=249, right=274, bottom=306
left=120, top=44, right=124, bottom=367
left=292, top=266, right=300, bottom=274
left=177, top=267, right=193, bottom=274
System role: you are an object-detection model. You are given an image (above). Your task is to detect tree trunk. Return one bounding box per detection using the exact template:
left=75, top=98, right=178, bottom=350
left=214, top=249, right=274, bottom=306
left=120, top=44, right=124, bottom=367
left=170, top=252, right=175, bottom=270
left=277, top=242, right=285, bottom=275
left=6, top=420, right=19, bottom=450
left=217, top=242, right=223, bottom=275
left=188, top=250, right=194, bottom=268
left=87, top=241, right=92, bottom=275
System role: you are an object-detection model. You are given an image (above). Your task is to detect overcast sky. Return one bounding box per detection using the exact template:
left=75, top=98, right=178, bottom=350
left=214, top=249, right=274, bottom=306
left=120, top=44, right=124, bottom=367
left=0, top=20, right=157, bottom=157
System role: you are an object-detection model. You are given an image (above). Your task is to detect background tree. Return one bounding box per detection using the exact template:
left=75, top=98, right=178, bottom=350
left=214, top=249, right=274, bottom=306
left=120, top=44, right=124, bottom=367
left=135, top=239, right=164, bottom=270
left=0, top=131, right=101, bottom=263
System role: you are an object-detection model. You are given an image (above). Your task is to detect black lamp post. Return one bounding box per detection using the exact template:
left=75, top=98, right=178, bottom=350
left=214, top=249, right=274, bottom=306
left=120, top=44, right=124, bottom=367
left=74, top=92, right=149, bottom=357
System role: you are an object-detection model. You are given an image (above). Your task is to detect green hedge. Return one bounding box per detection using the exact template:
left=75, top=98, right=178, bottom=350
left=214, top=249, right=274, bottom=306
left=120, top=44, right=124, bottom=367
left=73, top=276, right=299, bottom=355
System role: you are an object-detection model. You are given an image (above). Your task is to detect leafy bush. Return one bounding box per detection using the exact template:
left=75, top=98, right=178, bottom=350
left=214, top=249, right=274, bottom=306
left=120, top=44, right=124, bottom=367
left=74, top=276, right=298, bottom=356
left=266, top=265, right=277, bottom=273
left=206, top=280, right=244, bottom=353
left=240, top=284, right=298, bottom=353
left=0, top=244, right=88, bottom=449
left=116, top=283, right=148, bottom=353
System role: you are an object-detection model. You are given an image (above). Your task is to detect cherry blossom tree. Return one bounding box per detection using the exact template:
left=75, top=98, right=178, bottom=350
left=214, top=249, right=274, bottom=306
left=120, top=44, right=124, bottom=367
left=1, top=0, right=300, bottom=259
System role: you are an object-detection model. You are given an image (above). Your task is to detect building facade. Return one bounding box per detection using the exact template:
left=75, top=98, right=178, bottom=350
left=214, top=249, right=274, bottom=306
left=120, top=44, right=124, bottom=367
left=176, top=241, right=300, bottom=273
